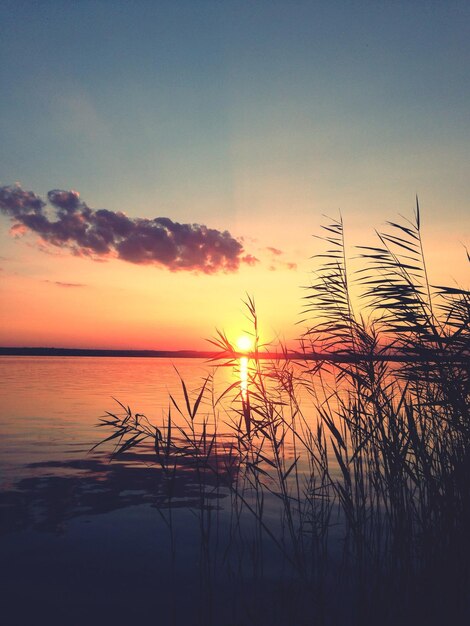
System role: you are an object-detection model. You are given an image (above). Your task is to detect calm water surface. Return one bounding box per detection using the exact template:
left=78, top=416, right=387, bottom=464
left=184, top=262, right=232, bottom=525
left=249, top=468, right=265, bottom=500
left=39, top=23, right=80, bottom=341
left=0, top=356, right=310, bottom=626
left=3, top=356, right=460, bottom=625
left=0, top=356, right=217, bottom=482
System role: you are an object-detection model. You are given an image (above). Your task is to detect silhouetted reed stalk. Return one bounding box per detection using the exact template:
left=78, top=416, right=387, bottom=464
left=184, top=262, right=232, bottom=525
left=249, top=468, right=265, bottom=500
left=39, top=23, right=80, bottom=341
left=94, top=203, right=469, bottom=623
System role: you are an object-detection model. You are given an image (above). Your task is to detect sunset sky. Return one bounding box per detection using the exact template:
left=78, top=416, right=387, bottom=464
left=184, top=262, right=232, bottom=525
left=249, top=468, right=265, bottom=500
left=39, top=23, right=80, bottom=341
left=1, top=0, right=469, bottom=350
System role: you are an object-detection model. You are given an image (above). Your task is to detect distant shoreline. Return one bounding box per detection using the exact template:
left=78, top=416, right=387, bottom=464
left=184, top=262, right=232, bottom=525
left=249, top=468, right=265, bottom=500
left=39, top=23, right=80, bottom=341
left=0, top=346, right=292, bottom=359
left=1, top=346, right=468, bottom=363
left=0, top=347, right=218, bottom=359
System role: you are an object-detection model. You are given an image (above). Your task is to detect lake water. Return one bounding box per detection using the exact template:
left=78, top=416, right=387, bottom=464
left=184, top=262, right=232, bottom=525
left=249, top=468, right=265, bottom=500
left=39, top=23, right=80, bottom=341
left=4, top=356, right=464, bottom=626
left=0, top=356, right=325, bottom=626
left=0, top=356, right=218, bottom=483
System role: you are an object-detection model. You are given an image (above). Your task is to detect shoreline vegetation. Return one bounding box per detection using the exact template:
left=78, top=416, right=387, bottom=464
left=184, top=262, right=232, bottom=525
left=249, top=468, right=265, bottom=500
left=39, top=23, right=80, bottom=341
left=90, top=205, right=470, bottom=624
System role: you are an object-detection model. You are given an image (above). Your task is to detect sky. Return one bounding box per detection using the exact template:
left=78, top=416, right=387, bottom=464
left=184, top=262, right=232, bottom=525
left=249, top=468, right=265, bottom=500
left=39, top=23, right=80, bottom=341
left=0, top=0, right=469, bottom=350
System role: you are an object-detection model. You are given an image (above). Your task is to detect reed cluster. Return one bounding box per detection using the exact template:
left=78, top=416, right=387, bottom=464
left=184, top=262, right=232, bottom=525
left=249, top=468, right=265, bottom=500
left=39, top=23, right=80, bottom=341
left=94, top=203, right=469, bottom=625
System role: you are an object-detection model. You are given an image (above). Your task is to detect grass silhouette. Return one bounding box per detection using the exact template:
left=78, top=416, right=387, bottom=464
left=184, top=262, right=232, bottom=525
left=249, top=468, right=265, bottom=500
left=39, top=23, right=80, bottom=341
left=94, top=203, right=469, bottom=625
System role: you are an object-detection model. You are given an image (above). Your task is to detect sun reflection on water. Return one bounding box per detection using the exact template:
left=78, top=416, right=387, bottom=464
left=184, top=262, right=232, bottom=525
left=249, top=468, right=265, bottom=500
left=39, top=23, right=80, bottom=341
left=239, top=356, right=249, bottom=401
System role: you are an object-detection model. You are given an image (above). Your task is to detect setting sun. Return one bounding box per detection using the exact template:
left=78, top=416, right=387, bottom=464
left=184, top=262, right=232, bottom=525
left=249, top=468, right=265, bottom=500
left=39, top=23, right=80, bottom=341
left=236, top=335, right=254, bottom=353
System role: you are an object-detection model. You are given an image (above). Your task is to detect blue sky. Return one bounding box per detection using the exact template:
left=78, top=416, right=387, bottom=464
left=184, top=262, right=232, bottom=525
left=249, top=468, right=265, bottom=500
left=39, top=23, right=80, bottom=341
left=2, top=1, right=469, bottom=218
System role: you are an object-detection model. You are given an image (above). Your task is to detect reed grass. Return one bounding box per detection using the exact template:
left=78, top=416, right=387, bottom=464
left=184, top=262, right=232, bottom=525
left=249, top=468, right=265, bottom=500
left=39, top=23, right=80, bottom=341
left=94, top=203, right=469, bottom=624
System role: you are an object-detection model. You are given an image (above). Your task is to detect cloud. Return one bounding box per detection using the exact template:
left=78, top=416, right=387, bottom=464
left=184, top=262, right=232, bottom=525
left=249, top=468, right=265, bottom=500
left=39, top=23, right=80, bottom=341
left=43, top=280, right=86, bottom=288
left=263, top=245, right=297, bottom=270
left=0, top=185, right=255, bottom=274
left=266, top=246, right=283, bottom=256
left=241, top=254, right=260, bottom=266
left=268, top=260, right=297, bottom=272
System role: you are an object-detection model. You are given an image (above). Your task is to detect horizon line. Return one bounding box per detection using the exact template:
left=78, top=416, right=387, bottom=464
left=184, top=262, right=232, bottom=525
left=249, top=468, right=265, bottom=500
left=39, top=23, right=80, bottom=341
left=1, top=346, right=468, bottom=363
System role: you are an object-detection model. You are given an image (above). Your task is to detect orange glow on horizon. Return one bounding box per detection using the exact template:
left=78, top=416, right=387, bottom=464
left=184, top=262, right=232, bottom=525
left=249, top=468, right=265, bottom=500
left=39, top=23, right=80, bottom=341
left=0, top=214, right=466, bottom=352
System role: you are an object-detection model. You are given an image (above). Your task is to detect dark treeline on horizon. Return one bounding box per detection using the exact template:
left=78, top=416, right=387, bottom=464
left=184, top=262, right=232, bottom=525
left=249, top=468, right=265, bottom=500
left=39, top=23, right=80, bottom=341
left=0, top=347, right=216, bottom=359
left=1, top=346, right=468, bottom=363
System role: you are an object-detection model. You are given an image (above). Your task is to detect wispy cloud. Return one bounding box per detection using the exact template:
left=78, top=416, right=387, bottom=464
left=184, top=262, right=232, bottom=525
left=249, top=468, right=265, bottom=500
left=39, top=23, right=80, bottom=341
left=43, top=280, right=86, bottom=288
left=265, top=245, right=297, bottom=271
left=0, top=185, right=259, bottom=274
left=268, top=261, right=297, bottom=272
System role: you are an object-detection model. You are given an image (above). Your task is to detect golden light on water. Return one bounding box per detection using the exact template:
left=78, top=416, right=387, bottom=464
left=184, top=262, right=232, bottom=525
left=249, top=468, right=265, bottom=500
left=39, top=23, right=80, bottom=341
left=235, top=337, right=254, bottom=401
left=239, top=356, right=249, bottom=401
